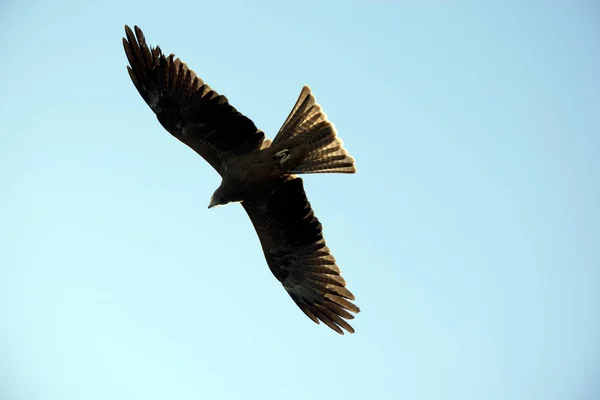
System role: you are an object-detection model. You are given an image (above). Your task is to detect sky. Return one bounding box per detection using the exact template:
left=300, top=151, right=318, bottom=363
left=1, top=1, right=599, bottom=399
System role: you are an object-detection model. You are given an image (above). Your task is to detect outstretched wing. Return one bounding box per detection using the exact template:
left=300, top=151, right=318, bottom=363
left=122, top=25, right=265, bottom=175
left=242, top=177, right=360, bottom=334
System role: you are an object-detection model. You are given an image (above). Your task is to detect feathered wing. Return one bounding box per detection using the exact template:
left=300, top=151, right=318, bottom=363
left=242, top=177, right=360, bottom=334
left=122, top=25, right=265, bottom=175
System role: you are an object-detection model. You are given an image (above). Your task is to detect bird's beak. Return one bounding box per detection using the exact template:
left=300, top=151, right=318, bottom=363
left=208, top=196, right=217, bottom=209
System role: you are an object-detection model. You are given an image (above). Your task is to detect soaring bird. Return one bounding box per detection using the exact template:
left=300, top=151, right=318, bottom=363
left=122, top=25, right=360, bottom=334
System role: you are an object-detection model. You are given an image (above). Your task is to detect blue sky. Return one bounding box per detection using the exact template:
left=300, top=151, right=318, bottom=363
left=1, top=1, right=599, bottom=399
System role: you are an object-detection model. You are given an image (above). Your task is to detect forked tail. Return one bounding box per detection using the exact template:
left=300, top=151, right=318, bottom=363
left=272, top=86, right=356, bottom=174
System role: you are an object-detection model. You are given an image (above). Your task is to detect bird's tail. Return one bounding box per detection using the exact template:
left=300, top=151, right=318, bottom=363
left=271, top=86, right=356, bottom=174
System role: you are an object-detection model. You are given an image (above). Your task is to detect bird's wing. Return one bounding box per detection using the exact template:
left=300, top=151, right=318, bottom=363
left=242, top=177, right=359, bottom=334
left=122, top=25, right=265, bottom=175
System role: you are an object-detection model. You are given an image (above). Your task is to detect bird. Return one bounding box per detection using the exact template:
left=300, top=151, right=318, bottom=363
left=122, top=25, right=360, bottom=334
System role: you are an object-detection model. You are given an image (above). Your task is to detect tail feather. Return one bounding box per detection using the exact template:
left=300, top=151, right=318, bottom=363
left=275, top=87, right=321, bottom=143
left=274, top=86, right=356, bottom=174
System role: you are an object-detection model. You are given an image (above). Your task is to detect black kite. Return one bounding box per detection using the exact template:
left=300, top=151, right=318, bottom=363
left=122, top=25, right=360, bottom=334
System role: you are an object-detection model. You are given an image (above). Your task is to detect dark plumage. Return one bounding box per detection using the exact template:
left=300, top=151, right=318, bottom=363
left=122, top=25, right=359, bottom=334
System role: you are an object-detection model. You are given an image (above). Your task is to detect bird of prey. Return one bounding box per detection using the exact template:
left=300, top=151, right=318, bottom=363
left=122, top=25, right=360, bottom=334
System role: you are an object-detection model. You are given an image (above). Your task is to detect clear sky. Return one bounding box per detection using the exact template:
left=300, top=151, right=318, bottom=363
left=1, top=1, right=599, bottom=399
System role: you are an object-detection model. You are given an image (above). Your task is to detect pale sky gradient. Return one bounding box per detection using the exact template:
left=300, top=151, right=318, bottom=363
left=1, top=1, right=599, bottom=399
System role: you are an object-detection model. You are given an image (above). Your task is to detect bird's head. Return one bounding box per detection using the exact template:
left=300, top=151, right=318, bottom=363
left=208, top=183, right=241, bottom=209
left=208, top=187, right=228, bottom=209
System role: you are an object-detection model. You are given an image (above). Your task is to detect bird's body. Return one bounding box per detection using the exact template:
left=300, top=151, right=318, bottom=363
left=208, top=136, right=312, bottom=208
left=123, top=25, right=360, bottom=334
